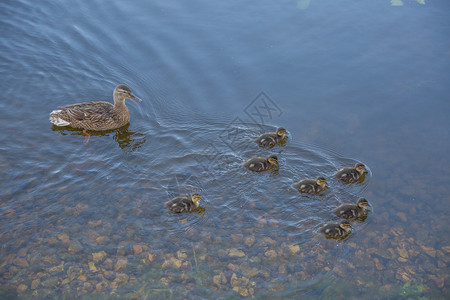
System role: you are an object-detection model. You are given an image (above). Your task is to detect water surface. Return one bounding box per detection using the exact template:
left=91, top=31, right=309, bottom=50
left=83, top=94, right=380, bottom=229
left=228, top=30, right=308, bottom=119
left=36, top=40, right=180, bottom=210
left=1, top=0, right=449, bottom=298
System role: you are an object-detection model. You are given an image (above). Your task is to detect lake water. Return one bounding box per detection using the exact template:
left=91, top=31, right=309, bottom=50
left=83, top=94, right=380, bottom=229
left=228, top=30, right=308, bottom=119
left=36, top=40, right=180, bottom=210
left=1, top=0, right=449, bottom=298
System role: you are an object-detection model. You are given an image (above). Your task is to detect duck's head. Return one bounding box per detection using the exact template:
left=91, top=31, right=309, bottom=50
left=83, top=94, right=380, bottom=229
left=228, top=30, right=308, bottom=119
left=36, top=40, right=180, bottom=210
left=357, top=198, right=369, bottom=208
left=339, top=220, right=351, bottom=230
left=114, top=84, right=142, bottom=103
left=316, top=176, right=327, bottom=187
left=355, top=163, right=366, bottom=173
left=276, top=127, right=287, bottom=137
left=267, top=154, right=278, bottom=165
left=191, top=193, right=202, bottom=205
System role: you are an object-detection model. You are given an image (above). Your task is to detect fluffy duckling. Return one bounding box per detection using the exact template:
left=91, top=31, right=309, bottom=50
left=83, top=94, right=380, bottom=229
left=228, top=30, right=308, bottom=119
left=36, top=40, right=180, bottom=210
left=293, top=176, right=327, bottom=194
left=254, top=127, right=287, bottom=147
left=243, top=154, right=278, bottom=172
left=165, top=194, right=202, bottom=213
left=333, top=198, right=369, bottom=219
left=320, top=220, right=351, bottom=238
left=334, top=163, right=366, bottom=183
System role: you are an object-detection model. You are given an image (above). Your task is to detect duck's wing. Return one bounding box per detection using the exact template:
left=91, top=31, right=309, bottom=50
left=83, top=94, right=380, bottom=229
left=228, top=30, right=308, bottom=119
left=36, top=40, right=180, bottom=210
left=333, top=204, right=353, bottom=217
left=254, top=133, right=276, bottom=147
left=165, top=196, right=191, bottom=210
left=59, top=101, right=114, bottom=122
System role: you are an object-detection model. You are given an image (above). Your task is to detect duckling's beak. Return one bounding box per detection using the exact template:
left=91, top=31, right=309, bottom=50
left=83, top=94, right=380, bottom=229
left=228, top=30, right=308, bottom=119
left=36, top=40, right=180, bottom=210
left=128, top=93, right=142, bottom=103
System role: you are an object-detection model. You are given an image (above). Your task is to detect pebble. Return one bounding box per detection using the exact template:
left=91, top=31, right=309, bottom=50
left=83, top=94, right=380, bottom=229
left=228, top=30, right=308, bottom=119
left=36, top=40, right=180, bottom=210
left=115, top=273, right=129, bottom=284
left=265, top=250, right=277, bottom=258
left=88, top=262, right=98, bottom=273
left=176, top=250, right=187, bottom=260
left=31, top=279, right=40, bottom=289
left=228, top=263, right=240, bottom=272
left=421, top=245, right=436, bottom=258
left=92, top=251, right=107, bottom=263
left=114, top=259, right=128, bottom=271
left=373, top=258, right=384, bottom=270
left=288, top=244, right=300, bottom=254
left=396, top=212, right=407, bottom=222
left=229, top=248, right=245, bottom=257
left=95, top=236, right=109, bottom=244
left=17, top=284, right=27, bottom=292
left=397, top=246, right=409, bottom=258
left=133, top=244, right=143, bottom=255
left=162, top=257, right=182, bottom=269
left=147, top=252, right=156, bottom=263
left=13, top=257, right=29, bottom=268
left=58, top=234, right=70, bottom=243
left=244, top=236, right=255, bottom=247
left=68, top=240, right=83, bottom=253
left=231, top=234, right=243, bottom=243
left=88, top=220, right=102, bottom=227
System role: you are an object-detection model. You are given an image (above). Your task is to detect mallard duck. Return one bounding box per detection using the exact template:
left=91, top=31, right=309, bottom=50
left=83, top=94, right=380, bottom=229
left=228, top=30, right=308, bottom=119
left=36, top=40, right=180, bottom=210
left=293, top=176, right=327, bottom=194
left=320, top=220, right=351, bottom=238
left=254, top=127, right=287, bottom=147
left=243, top=154, right=278, bottom=172
left=165, top=194, right=202, bottom=213
left=49, top=84, right=141, bottom=131
left=333, top=198, right=369, bottom=219
left=334, top=163, right=366, bottom=183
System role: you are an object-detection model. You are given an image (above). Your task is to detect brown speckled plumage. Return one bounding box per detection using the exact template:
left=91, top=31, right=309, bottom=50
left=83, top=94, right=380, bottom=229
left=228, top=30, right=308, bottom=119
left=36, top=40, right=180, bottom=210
left=49, top=84, right=141, bottom=131
left=333, top=198, right=369, bottom=219
left=243, top=154, right=278, bottom=172
left=254, top=127, right=287, bottom=147
left=320, top=220, right=351, bottom=238
left=334, top=163, right=366, bottom=183
left=165, top=194, right=202, bottom=213
left=293, top=176, right=327, bottom=194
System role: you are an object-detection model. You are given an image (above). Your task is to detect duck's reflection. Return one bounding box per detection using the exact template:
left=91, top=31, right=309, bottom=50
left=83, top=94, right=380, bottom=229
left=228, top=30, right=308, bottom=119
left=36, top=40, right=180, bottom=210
left=52, top=123, right=146, bottom=150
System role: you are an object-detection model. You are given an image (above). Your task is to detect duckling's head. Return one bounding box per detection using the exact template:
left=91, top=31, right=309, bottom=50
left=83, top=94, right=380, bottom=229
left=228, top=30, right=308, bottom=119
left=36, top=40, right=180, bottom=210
left=191, top=193, right=202, bottom=205
left=267, top=154, right=278, bottom=165
left=316, top=176, right=327, bottom=187
left=276, top=127, right=287, bottom=137
left=339, top=220, right=351, bottom=230
left=114, top=84, right=142, bottom=103
left=357, top=198, right=369, bottom=208
left=355, top=163, right=366, bottom=173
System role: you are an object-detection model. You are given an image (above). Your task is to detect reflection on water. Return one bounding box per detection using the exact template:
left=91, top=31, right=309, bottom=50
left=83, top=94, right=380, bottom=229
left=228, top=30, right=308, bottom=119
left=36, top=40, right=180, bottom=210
left=51, top=123, right=146, bottom=151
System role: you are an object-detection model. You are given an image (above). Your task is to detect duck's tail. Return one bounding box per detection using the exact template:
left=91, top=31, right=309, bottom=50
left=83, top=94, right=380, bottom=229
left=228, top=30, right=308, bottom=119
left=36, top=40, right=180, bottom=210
left=49, top=110, right=70, bottom=126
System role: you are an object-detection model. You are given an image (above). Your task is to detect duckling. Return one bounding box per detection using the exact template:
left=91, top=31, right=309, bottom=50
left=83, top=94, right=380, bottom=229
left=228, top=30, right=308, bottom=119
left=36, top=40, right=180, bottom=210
left=293, top=176, right=327, bottom=194
left=165, top=194, right=202, bottom=213
left=333, top=198, right=369, bottom=219
left=254, top=127, right=287, bottom=147
left=320, top=220, right=351, bottom=238
left=243, top=154, right=278, bottom=172
left=49, top=84, right=141, bottom=131
left=334, top=163, right=366, bottom=183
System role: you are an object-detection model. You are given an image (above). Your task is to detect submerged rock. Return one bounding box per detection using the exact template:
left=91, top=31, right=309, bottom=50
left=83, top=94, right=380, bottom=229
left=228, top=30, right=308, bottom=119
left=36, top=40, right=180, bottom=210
left=162, top=257, right=182, bottom=269
left=114, top=258, right=128, bottom=271
left=229, top=248, right=245, bottom=258
left=265, top=250, right=277, bottom=258
left=58, top=234, right=70, bottom=243
left=288, top=244, right=300, bottom=254
left=88, top=262, right=98, bottom=273
left=92, top=251, right=107, bottom=263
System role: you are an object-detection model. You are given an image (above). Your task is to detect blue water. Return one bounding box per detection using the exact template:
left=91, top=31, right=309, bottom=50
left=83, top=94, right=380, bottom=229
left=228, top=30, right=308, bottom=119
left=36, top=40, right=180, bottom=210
left=1, top=0, right=449, bottom=298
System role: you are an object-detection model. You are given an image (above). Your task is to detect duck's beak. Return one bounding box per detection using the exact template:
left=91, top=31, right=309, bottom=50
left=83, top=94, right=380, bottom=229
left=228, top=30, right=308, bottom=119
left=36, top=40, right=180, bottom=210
left=129, top=94, right=142, bottom=103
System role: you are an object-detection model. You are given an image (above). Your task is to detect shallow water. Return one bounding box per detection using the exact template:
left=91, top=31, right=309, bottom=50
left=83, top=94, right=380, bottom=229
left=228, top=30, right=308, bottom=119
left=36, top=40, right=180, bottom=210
left=1, top=0, right=449, bottom=299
